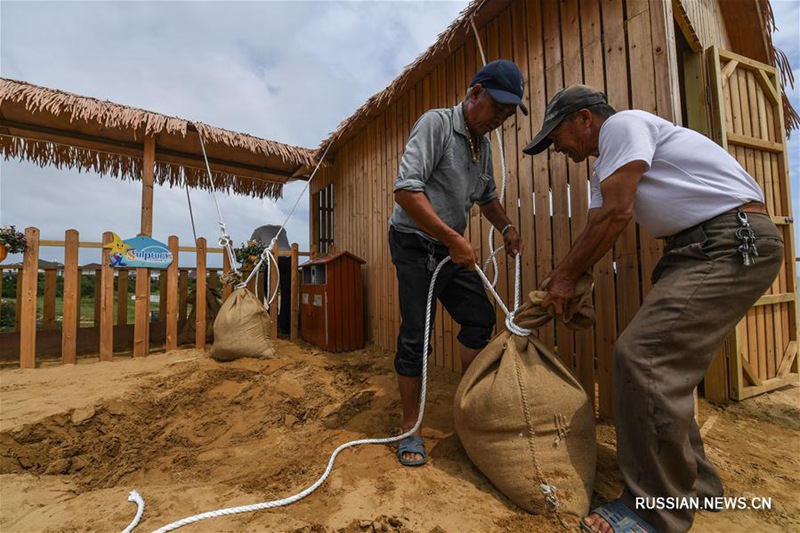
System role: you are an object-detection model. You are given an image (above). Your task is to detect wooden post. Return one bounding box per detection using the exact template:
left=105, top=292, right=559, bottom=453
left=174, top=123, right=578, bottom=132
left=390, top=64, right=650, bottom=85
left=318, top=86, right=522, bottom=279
left=141, top=135, right=155, bottom=237
left=19, top=227, right=39, bottom=369
left=117, top=269, right=129, bottom=326
left=290, top=243, right=299, bottom=341
left=99, top=232, right=114, bottom=361
left=158, top=270, right=167, bottom=323
left=269, top=243, right=279, bottom=339
left=222, top=251, right=233, bottom=302
left=310, top=244, right=319, bottom=260
left=93, top=271, right=101, bottom=328
left=134, top=268, right=150, bottom=358
left=15, top=266, right=23, bottom=332
left=43, top=269, right=57, bottom=330
left=62, top=230, right=79, bottom=364
left=195, top=238, right=207, bottom=350
left=166, top=236, right=179, bottom=351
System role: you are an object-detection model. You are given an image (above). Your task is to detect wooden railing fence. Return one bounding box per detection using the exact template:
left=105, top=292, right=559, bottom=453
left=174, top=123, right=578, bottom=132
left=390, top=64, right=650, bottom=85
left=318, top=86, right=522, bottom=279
left=0, top=227, right=309, bottom=368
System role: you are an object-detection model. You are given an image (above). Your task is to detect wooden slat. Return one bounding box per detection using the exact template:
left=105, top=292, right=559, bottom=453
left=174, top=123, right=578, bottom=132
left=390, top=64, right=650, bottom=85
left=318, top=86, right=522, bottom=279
left=726, top=132, right=783, bottom=153
left=42, top=269, right=57, bottom=330
left=222, top=252, right=232, bottom=302
left=776, top=341, right=797, bottom=378
left=117, top=270, right=129, bottom=326
left=290, top=243, right=299, bottom=341
left=165, top=236, right=179, bottom=351
left=741, top=355, right=763, bottom=386
left=269, top=242, right=279, bottom=340
left=195, top=237, right=207, bottom=350
left=61, top=229, right=79, bottom=364
left=754, top=292, right=795, bottom=306
left=19, top=227, right=39, bottom=369
left=93, top=271, right=101, bottom=328
left=158, top=271, right=167, bottom=323
left=99, top=232, right=114, bottom=361
left=179, top=269, right=189, bottom=326
left=133, top=268, right=150, bottom=357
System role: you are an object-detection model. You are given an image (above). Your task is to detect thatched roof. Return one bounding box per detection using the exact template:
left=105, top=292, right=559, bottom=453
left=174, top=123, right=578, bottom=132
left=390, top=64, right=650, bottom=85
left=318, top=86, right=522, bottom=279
left=0, top=78, right=318, bottom=199
left=318, top=0, right=797, bottom=156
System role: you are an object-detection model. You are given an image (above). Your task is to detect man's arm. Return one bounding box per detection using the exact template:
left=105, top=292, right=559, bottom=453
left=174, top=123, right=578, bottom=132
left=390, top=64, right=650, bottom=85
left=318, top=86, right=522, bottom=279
left=542, top=160, right=646, bottom=314
left=479, top=199, right=523, bottom=256
left=395, top=190, right=478, bottom=267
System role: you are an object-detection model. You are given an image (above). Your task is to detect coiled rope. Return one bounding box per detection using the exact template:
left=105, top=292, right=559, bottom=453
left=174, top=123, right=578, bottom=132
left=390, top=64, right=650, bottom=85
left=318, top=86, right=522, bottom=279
left=122, top=253, right=528, bottom=532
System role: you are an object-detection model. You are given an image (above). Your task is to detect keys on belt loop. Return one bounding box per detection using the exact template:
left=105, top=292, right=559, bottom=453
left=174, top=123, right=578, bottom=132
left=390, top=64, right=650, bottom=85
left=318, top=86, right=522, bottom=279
left=426, top=242, right=437, bottom=274
left=735, top=209, right=759, bottom=267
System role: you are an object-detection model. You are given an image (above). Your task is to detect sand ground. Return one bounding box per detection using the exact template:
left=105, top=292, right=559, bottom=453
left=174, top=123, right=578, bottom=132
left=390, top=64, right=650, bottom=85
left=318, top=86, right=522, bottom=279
left=1, top=340, right=798, bottom=532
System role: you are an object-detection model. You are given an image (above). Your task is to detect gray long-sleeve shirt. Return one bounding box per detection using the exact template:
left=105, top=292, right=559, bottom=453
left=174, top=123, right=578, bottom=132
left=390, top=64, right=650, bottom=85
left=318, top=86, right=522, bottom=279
left=389, top=103, right=497, bottom=242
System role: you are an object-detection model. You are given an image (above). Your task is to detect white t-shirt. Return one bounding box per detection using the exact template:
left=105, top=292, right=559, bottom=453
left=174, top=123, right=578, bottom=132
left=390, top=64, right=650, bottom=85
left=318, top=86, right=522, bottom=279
left=589, top=110, right=764, bottom=237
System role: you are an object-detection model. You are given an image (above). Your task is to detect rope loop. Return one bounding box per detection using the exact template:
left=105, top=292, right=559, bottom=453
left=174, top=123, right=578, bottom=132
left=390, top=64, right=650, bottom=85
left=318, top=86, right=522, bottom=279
left=218, top=235, right=232, bottom=248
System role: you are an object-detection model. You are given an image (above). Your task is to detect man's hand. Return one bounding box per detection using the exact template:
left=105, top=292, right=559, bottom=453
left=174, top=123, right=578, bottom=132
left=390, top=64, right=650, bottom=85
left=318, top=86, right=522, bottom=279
left=541, top=270, right=577, bottom=316
left=503, top=226, right=523, bottom=257
left=446, top=234, right=479, bottom=268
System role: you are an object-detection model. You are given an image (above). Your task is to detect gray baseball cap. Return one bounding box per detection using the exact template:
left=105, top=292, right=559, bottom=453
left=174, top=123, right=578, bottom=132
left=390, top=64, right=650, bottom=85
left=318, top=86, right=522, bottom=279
left=522, top=85, right=607, bottom=155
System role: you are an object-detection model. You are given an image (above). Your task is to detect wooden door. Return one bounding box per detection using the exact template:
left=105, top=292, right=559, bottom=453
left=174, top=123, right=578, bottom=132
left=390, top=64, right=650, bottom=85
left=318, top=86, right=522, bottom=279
left=706, top=47, right=798, bottom=400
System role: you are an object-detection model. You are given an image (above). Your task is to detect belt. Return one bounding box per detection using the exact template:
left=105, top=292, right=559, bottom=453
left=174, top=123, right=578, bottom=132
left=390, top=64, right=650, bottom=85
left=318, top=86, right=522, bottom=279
left=663, top=202, right=767, bottom=248
left=725, top=201, right=768, bottom=215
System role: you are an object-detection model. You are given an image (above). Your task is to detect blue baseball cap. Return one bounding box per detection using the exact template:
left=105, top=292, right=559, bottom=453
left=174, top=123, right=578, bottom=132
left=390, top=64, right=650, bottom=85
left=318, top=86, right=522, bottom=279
left=470, top=59, right=529, bottom=116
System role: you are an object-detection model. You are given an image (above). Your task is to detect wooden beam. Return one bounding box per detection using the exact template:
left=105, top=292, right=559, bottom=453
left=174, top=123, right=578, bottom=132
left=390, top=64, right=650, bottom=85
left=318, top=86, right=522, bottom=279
left=291, top=243, right=299, bottom=342
left=776, top=341, right=797, bottom=378
left=195, top=238, right=207, bottom=350
left=141, top=135, right=155, bottom=237
left=741, top=355, right=763, bottom=386
left=99, top=232, right=114, bottom=361
left=737, top=373, right=799, bottom=400
left=166, top=236, right=179, bottom=351
left=754, top=292, right=795, bottom=306
left=19, top=227, right=39, bottom=369
left=61, top=229, right=79, bottom=364
left=727, top=132, right=784, bottom=153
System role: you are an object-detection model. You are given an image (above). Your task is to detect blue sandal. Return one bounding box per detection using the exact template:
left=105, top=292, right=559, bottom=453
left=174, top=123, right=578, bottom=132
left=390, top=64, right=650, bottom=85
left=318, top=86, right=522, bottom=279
left=397, top=435, right=428, bottom=467
left=581, top=499, right=657, bottom=533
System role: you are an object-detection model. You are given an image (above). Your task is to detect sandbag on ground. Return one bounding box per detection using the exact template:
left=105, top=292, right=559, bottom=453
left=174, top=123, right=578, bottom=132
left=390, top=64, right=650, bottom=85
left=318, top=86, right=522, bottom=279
left=454, top=275, right=596, bottom=528
left=210, top=287, right=276, bottom=361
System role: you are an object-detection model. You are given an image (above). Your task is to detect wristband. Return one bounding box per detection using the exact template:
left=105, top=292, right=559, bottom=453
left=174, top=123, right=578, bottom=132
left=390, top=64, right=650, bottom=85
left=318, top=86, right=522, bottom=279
left=500, top=223, right=515, bottom=235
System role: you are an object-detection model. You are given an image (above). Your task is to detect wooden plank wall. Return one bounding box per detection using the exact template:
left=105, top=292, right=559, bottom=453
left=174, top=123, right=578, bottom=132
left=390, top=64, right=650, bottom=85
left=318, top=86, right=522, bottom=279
left=318, top=0, right=693, bottom=416
left=676, top=0, right=732, bottom=51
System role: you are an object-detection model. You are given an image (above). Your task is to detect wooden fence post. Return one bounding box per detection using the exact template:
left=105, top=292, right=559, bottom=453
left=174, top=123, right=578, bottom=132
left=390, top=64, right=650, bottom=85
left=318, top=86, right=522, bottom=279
left=166, top=236, right=179, bottom=351
left=134, top=267, right=150, bottom=358
left=43, top=269, right=57, bottom=330
left=158, top=270, right=167, bottom=323
left=270, top=243, right=279, bottom=339
left=93, top=270, right=101, bottom=328
left=290, top=243, right=299, bottom=341
left=19, top=227, right=39, bottom=369
left=15, top=267, right=23, bottom=332
left=117, top=270, right=129, bottom=326
left=195, top=238, right=207, bottom=350
left=179, top=269, right=188, bottom=327
left=62, top=229, right=79, bottom=364
left=99, top=232, right=114, bottom=361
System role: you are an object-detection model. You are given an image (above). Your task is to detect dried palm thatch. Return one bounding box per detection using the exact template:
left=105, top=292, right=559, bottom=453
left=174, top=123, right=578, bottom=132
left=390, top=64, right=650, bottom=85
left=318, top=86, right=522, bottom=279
left=0, top=78, right=318, bottom=199
left=756, top=0, right=799, bottom=134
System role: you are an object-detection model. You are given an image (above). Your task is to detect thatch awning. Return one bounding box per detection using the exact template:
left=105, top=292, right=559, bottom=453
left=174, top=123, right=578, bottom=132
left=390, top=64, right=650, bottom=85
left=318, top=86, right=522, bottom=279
left=0, top=78, right=318, bottom=199
left=318, top=0, right=796, bottom=157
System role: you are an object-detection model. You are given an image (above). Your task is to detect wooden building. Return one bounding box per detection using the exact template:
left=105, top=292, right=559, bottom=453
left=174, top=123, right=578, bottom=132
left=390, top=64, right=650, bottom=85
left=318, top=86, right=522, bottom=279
left=308, top=0, right=798, bottom=412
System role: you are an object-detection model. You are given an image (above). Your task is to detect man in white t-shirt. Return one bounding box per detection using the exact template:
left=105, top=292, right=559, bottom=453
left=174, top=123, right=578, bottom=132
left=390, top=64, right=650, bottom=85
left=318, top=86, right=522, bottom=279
left=523, top=85, right=784, bottom=533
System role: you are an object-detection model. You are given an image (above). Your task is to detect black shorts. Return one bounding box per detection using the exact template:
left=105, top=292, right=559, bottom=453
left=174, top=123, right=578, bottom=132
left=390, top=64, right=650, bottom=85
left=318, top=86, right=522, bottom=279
left=389, top=227, right=495, bottom=377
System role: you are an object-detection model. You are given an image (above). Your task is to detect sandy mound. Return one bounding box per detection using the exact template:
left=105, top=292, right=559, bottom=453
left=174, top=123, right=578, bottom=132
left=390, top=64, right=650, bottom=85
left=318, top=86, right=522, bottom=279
left=1, top=340, right=798, bottom=532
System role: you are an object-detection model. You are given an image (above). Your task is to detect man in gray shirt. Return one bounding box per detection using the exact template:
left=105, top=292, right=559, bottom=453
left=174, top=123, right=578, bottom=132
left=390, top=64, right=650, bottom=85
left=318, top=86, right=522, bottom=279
left=389, top=59, right=525, bottom=467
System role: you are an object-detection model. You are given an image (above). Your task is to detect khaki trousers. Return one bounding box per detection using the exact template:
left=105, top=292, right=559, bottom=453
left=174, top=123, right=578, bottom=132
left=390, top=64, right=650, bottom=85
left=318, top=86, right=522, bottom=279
left=614, top=212, right=784, bottom=533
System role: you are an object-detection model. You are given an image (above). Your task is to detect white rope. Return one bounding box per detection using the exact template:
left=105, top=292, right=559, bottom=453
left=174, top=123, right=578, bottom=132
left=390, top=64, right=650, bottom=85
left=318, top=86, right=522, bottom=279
left=121, top=490, right=145, bottom=533
left=469, top=18, right=512, bottom=289
left=123, top=257, right=449, bottom=533
left=237, top=144, right=331, bottom=302
left=194, top=124, right=239, bottom=274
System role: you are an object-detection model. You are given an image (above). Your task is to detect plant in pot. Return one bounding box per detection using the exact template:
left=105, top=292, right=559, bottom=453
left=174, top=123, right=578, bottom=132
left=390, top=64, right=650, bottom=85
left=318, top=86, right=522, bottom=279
left=0, top=226, right=26, bottom=263
left=233, top=239, right=267, bottom=269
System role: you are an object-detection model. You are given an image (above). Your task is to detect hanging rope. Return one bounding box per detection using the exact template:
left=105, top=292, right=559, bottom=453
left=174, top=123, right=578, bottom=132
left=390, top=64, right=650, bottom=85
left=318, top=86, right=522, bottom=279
left=470, top=18, right=511, bottom=289
left=183, top=168, right=198, bottom=245
left=237, top=143, right=331, bottom=306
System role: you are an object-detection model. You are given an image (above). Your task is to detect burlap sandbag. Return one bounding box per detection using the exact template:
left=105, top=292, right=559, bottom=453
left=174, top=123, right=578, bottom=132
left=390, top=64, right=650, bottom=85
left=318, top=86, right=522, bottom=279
left=454, top=275, right=596, bottom=527
left=178, top=287, right=223, bottom=345
left=210, top=287, right=276, bottom=361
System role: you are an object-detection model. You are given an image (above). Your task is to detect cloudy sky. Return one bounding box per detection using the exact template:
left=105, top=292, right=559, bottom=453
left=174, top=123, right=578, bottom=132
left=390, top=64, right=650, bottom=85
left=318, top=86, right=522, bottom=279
left=0, top=0, right=798, bottom=268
